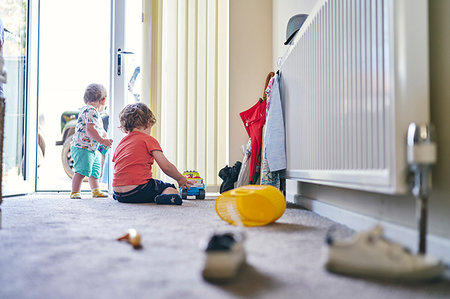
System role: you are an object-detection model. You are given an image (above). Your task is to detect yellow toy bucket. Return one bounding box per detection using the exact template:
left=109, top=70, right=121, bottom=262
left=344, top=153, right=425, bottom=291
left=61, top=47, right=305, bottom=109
left=215, top=185, right=286, bottom=227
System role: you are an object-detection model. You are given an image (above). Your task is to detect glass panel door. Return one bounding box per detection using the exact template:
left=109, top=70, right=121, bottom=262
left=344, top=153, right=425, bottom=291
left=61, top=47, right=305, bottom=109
left=1, top=1, right=30, bottom=196
left=121, top=0, right=142, bottom=106
left=110, top=0, right=143, bottom=154
left=36, top=0, right=111, bottom=191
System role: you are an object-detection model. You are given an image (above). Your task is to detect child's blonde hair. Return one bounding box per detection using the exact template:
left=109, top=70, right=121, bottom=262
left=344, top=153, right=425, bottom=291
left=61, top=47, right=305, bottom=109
left=119, top=103, right=156, bottom=133
left=84, top=83, right=107, bottom=104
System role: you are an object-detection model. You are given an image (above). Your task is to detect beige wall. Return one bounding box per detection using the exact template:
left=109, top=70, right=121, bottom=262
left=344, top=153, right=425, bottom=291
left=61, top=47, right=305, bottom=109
left=228, top=0, right=317, bottom=165
left=229, top=0, right=273, bottom=165
left=428, top=0, right=450, bottom=236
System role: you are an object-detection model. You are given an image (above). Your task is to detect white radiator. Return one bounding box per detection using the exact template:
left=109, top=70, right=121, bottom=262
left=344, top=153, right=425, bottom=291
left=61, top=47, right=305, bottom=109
left=279, top=0, right=429, bottom=194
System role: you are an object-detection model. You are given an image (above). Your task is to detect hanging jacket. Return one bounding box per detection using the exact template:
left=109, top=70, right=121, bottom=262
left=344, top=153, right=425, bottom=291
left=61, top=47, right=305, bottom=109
left=239, top=99, right=266, bottom=182
left=264, top=73, right=286, bottom=172
left=239, top=72, right=275, bottom=182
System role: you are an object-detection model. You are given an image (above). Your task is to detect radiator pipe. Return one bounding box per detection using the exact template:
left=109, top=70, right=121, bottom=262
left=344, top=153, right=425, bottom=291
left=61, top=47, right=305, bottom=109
left=411, top=165, right=431, bottom=254
left=407, top=123, right=436, bottom=255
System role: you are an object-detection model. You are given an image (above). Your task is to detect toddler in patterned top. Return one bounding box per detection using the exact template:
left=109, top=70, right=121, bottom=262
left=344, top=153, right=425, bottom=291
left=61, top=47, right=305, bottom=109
left=70, top=83, right=113, bottom=199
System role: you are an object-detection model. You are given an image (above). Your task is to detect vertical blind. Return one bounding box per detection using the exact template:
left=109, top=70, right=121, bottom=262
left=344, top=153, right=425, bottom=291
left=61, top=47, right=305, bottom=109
left=158, top=0, right=228, bottom=188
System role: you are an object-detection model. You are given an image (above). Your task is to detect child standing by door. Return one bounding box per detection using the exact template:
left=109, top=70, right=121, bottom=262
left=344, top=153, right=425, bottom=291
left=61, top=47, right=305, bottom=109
left=70, top=83, right=113, bottom=199
left=112, top=103, right=191, bottom=205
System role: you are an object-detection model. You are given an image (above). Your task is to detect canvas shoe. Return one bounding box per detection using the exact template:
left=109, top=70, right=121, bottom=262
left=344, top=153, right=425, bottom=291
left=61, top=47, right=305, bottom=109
left=324, top=225, right=445, bottom=281
left=202, top=232, right=246, bottom=280
left=92, top=188, right=109, bottom=198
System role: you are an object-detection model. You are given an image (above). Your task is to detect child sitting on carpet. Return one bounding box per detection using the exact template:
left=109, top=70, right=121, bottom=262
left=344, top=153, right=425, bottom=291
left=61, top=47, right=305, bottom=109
left=70, top=83, right=113, bottom=199
left=112, top=103, right=191, bottom=205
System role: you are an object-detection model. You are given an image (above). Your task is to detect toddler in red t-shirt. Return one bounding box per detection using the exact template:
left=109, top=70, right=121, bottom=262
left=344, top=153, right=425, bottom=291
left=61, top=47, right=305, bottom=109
left=112, top=103, right=191, bottom=204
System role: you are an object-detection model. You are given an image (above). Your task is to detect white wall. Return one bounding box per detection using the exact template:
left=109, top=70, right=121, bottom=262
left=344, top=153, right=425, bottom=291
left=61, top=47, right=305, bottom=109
left=272, top=0, right=318, bottom=70
left=229, top=0, right=273, bottom=165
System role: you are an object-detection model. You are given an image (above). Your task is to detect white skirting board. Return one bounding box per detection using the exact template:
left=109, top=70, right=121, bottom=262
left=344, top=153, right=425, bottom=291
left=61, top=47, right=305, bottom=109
left=287, top=193, right=450, bottom=264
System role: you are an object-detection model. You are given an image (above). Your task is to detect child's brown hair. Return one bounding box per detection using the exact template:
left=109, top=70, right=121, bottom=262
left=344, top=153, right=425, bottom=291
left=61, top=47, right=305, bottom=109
left=84, top=83, right=107, bottom=104
left=119, top=103, right=156, bottom=133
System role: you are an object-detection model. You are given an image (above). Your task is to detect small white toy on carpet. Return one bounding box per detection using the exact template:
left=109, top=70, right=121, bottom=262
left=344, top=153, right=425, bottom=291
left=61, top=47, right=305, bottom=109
left=117, top=228, right=142, bottom=249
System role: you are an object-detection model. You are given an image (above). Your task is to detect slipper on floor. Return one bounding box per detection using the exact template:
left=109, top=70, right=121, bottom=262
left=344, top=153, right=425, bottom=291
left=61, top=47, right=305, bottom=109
left=155, top=194, right=182, bottom=205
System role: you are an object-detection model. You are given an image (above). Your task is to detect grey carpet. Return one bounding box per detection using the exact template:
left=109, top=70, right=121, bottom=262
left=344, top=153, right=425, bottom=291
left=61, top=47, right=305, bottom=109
left=0, top=193, right=449, bottom=299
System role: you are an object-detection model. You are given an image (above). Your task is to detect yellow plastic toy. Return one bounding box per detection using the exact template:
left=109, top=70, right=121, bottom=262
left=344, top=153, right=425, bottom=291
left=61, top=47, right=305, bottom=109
left=215, top=185, right=286, bottom=227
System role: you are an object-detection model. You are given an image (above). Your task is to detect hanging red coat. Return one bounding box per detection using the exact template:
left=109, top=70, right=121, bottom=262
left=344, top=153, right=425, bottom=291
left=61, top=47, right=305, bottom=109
left=240, top=99, right=266, bottom=181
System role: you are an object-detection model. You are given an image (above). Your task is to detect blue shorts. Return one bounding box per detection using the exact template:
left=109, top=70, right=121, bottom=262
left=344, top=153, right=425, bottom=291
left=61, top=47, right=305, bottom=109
left=113, top=179, right=176, bottom=203
left=71, top=146, right=102, bottom=179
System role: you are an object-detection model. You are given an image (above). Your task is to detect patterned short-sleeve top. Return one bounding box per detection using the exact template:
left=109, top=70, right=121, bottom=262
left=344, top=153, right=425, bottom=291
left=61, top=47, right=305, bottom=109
left=71, top=104, right=105, bottom=152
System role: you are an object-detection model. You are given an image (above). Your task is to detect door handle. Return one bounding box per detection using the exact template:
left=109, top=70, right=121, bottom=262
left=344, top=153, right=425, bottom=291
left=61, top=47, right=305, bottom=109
left=117, top=49, right=135, bottom=76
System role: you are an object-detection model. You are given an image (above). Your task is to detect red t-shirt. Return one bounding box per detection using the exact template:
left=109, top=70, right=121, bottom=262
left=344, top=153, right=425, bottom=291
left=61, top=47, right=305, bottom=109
left=112, top=131, right=162, bottom=186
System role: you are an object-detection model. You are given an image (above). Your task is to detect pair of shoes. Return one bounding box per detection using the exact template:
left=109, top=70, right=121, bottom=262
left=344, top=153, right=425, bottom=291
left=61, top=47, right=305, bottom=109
left=325, top=225, right=445, bottom=281
left=155, top=194, right=182, bottom=205
left=70, top=192, right=81, bottom=199
left=92, top=188, right=108, bottom=198
left=218, top=161, right=242, bottom=193
left=202, top=232, right=246, bottom=280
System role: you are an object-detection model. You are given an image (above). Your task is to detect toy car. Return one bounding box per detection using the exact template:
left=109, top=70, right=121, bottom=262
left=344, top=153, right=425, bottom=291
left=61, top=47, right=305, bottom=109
left=180, top=170, right=206, bottom=200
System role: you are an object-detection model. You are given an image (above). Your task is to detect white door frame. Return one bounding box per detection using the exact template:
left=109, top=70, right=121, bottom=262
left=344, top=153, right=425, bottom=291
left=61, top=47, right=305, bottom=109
left=7, top=0, right=38, bottom=195
left=26, top=0, right=40, bottom=193
left=110, top=0, right=127, bottom=145
left=109, top=0, right=127, bottom=192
